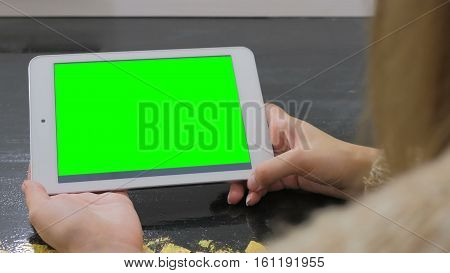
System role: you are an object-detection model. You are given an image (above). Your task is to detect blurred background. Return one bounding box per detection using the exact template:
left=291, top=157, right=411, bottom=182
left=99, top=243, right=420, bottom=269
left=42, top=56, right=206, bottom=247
left=1, top=0, right=373, bottom=253
left=0, top=0, right=374, bottom=16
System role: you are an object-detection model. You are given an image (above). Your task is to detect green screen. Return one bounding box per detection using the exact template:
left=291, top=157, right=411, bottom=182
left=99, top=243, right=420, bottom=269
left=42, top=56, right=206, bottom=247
left=54, top=56, right=251, bottom=182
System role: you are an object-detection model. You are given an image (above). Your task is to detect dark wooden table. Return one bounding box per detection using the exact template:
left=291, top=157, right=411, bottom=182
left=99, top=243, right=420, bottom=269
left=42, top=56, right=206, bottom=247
left=0, top=17, right=367, bottom=252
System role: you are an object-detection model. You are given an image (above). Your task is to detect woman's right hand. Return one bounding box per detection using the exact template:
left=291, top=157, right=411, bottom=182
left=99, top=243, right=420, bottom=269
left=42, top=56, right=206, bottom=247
left=228, top=103, right=379, bottom=206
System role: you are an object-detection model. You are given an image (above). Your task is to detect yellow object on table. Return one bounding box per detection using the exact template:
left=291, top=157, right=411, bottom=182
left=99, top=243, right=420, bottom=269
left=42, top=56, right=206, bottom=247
left=20, top=238, right=266, bottom=253
left=245, top=241, right=267, bottom=253
left=32, top=244, right=56, bottom=253
left=198, top=239, right=212, bottom=249
left=160, top=243, right=191, bottom=253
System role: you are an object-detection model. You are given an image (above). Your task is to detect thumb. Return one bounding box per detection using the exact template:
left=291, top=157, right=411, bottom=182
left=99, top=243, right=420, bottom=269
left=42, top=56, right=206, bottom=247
left=22, top=180, right=49, bottom=210
left=247, top=149, right=303, bottom=191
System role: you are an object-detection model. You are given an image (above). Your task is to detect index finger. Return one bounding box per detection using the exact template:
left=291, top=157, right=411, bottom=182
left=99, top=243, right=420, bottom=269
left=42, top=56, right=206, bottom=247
left=248, top=148, right=302, bottom=192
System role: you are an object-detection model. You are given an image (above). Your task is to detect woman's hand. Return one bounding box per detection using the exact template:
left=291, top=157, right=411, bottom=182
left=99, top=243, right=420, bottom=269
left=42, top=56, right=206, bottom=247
left=228, top=103, right=379, bottom=206
left=22, top=179, right=143, bottom=252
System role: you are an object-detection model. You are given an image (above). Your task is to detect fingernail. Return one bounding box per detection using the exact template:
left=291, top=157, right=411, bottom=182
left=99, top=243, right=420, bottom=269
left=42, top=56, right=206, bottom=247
left=246, top=193, right=254, bottom=207
left=227, top=193, right=232, bottom=205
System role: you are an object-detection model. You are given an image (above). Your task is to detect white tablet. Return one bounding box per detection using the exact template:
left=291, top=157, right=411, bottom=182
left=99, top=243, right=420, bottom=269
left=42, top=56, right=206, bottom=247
left=29, top=47, right=273, bottom=194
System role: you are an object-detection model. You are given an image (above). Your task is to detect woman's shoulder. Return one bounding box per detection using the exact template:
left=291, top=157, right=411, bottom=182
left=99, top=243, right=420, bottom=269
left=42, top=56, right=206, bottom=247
left=268, top=148, right=450, bottom=252
left=395, top=148, right=450, bottom=189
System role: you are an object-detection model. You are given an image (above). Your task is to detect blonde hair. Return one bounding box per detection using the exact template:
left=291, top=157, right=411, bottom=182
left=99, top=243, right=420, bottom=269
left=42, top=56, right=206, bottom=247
left=369, top=0, right=450, bottom=174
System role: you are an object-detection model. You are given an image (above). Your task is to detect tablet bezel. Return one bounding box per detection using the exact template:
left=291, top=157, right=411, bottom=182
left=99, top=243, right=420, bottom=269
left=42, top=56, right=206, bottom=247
left=29, top=47, right=273, bottom=194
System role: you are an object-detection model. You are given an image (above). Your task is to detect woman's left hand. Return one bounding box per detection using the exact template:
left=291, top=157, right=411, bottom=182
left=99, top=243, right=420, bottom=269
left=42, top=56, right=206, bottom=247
left=22, top=179, right=143, bottom=252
